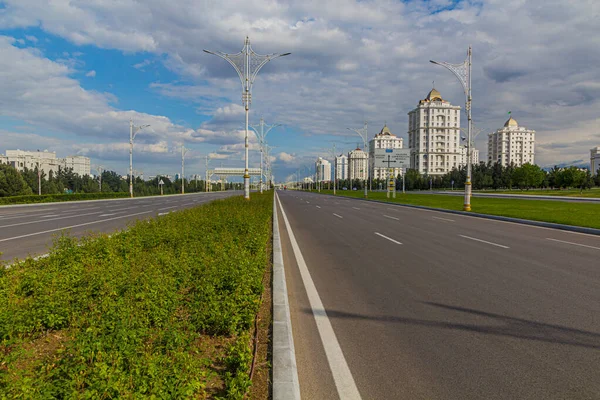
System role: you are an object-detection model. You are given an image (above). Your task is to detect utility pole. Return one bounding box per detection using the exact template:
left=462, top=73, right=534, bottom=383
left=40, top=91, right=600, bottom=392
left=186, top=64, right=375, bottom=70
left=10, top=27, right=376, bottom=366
left=251, top=118, right=281, bottom=194
left=129, top=119, right=150, bottom=198
left=205, top=155, right=210, bottom=192
left=347, top=121, right=369, bottom=198
left=204, top=37, right=290, bottom=200
left=181, top=145, right=188, bottom=194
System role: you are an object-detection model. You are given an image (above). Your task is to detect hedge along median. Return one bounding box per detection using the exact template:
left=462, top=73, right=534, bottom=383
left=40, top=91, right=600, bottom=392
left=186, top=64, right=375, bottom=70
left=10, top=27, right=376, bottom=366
left=0, top=192, right=272, bottom=398
left=0, top=192, right=130, bottom=205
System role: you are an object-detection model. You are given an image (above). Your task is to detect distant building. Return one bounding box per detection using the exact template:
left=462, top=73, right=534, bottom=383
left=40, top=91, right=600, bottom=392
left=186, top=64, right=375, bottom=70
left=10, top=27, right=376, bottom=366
left=460, top=147, right=480, bottom=166
left=335, top=154, right=348, bottom=180
left=315, top=157, right=331, bottom=182
left=348, top=148, right=368, bottom=181
left=369, top=124, right=404, bottom=180
left=591, top=147, right=600, bottom=175
left=408, top=88, right=462, bottom=175
left=2, top=149, right=91, bottom=176
left=487, top=117, right=535, bottom=167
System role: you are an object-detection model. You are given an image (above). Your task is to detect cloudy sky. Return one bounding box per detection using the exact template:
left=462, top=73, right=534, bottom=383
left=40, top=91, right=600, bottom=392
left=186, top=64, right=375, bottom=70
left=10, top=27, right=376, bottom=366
left=0, top=0, right=598, bottom=181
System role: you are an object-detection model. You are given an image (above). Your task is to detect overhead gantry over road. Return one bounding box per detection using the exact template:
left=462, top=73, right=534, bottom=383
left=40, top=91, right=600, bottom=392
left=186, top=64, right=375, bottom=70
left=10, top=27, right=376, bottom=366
left=274, top=190, right=600, bottom=399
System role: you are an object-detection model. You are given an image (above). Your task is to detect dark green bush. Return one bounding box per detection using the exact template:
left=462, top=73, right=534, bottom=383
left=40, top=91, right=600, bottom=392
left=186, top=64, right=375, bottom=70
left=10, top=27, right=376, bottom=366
left=0, top=193, right=272, bottom=398
left=0, top=192, right=129, bottom=205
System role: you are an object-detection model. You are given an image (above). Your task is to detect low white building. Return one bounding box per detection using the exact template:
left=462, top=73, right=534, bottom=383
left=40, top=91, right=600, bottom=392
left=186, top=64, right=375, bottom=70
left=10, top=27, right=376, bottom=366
left=487, top=117, right=535, bottom=167
left=369, top=124, right=404, bottom=180
left=315, top=157, right=331, bottom=182
left=2, top=149, right=91, bottom=176
left=348, top=148, right=368, bottom=181
left=335, top=154, right=348, bottom=180
left=591, top=147, right=600, bottom=175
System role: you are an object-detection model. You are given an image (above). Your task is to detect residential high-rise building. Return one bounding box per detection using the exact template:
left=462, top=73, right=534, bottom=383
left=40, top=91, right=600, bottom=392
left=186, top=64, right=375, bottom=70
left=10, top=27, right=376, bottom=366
left=591, top=147, right=600, bottom=175
left=460, top=147, right=480, bottom=166
left=315, top=157, right=331, bottom=182
left=369, top=124, right=404, bottom=180
left=2, top=150, right=91, bottom=176
left=348, top=148, right=368, bottom=181
left=487, top=117, right=535, bottom=167
left=335, top=154, right=348, bottom=180
left=408, top=88, right=462, bottom=175
left=63, top=155, right=91, bottom=176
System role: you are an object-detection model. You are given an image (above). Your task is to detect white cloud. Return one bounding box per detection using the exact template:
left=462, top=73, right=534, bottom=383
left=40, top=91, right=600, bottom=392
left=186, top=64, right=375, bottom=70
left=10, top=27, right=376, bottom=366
left=278, top=152, right=295, bottom=163
left=85, top=70, right=96, bottom=77
left=24, top=35, right=37, bottom=43
left=133, top=59, right=152, bottom=70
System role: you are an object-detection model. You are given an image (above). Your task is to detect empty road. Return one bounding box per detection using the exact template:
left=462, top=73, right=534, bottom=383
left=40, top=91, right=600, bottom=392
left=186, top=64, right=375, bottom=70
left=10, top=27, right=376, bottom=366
left=276, top=190, right=600, bottom=399
left=0, top=191, right=240, bottom=262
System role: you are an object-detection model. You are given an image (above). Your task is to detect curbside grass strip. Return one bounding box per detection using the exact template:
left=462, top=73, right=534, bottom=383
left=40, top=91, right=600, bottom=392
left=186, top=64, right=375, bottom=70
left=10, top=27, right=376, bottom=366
left=314, top=192, right=600, bottom=236
left=272, top=191, right=302, bottom=400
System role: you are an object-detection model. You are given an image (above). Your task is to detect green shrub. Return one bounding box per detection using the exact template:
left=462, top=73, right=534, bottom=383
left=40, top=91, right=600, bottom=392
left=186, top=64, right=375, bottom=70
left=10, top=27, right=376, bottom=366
left=0, top=192, right=129, bottom=205
left=0, top=193, right=273, bottom=398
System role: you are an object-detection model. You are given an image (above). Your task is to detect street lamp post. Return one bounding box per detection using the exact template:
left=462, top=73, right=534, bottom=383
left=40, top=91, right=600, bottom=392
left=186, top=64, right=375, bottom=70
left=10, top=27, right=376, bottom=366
left=36, top=160, right=49, bottom=196
left=250, top=118, right=281, bottom=194
left=95, top=165, right=104, bottom=192
left=129, top=119, right=150, bottom=198
left=347, top=122, right=369, bottom=198
left=181, top=145, right=188, bottom=194
left=431, top=45, right=473, bottom=211
left=204, top=37, right=290, bottom=200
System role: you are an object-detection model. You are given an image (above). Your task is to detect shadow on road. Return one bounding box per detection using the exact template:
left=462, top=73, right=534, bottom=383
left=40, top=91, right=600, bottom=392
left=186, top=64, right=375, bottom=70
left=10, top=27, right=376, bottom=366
left=303, top=302, right=600, bottom=350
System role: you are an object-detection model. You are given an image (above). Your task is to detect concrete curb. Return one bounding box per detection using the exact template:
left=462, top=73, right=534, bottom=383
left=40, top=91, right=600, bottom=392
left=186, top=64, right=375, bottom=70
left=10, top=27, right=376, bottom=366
left=314, top=192, right=600, bottom=236
left=272, top=191, right=301, bottom=400
left=0, top=191, right=233, bottom=209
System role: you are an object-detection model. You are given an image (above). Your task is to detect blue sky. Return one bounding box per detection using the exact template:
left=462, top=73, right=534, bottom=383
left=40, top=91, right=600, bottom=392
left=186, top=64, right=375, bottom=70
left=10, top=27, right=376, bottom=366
left=0, top=0, right=599, bottom=181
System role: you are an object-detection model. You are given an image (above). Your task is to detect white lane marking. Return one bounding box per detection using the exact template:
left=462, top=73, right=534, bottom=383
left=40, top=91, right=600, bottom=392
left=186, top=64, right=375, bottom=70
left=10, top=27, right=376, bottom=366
left=276, top=194, right=362, bottom=400
left=0, top=211, right=103, bottom=228
left=39, top=214, right=60, bottom=218
left=181, top=202, right=195, bottom=206
left=546, top=238, right=600, bottom=251
left=459, top=234, right=510, bottom=249
left=0, top=211, right=154, bottom=243
left=352, top=207, right=361, bottom=210
left=333, top=213, right=343, bottom=219
left=108, top=206, right=137, bottom=212
left=383, top=215, right=399, bottom=221
left=158, top=206, right=178, bottom=211
left=432, top=216, right=455, bottom=222
left=99, top=213, right=116, bottom=217
left=306, top=201, right=310, bottom=204
left=158, top=212, right=170, bottom=216
left=374, top=232, right=403, bottom=245
left=316, top=206, right=321, bottom=209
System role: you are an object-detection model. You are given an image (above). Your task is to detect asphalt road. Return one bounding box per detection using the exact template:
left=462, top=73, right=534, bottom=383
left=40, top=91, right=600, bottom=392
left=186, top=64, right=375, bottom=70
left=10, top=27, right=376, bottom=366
left=0, top=191, right=240, bottom=262
left=276, top=190, right=600, bottom=399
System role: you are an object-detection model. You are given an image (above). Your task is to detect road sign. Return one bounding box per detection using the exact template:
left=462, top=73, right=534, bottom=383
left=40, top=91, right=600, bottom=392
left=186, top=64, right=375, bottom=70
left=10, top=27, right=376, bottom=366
left=158, top=179, right=165, bottom=185
left=374, top=148, right=411, bottom=169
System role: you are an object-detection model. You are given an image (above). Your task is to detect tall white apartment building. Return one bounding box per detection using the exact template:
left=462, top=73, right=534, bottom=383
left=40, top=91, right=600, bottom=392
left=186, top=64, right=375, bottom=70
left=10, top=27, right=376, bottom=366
left=460, top=147, right=480, bottom=166
left=487, top=117, right=535, bottom=167
left=2, top=149, right=91, bottom=176
left=348, top=148, right=368, bottom=181
left=315, top=157, right=331, bottom=182
left=408, top=88, right=462, bottom=175
left=591, top=147, right=600, bottom=175
left=335, top=154, right=348, bottom=180
left=369, top=124, right=404, bottom=180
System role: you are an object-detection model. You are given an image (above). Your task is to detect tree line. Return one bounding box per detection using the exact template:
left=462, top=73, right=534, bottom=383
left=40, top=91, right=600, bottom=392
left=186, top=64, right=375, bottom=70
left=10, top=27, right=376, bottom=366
left=0, top=162, right=241, bottom=197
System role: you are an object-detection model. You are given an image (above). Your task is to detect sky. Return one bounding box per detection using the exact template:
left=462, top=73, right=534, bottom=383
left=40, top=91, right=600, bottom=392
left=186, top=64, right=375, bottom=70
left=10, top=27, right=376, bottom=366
left=0, top=0, right=598, bottom=182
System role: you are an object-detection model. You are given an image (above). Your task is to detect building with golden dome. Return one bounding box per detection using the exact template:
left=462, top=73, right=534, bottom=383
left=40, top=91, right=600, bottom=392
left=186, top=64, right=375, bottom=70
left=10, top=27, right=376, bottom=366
left=487, top=116, right=536, bottom=166
left=368, top=124, right=404, bottom=180
left=408, top=88, right=462, bottom=175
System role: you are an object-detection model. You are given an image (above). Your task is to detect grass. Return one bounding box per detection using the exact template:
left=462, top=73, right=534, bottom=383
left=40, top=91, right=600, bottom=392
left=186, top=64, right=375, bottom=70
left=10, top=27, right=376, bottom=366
left=314, top=190, right=600, bottom=230
left=0, top=192, right=273, bottom=398
left=472, top=188, right=600, bottom=198
left=0, top=192, right=129, bottom=205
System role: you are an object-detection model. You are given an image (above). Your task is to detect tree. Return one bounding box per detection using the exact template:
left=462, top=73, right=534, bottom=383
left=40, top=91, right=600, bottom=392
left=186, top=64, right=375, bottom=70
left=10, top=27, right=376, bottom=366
left=512, top=163, right=545, bottom=189
left=0, top=164, right=34, bottom=196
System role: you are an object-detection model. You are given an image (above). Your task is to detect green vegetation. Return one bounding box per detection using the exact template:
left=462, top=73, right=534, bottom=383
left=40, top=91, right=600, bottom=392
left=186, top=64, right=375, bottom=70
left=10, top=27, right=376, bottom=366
left=0, top=192, right=130, bottom=205
left=473, top=188, right=600, bottom=198
left=318, top=190, right=600, bottom=229
left=0, top=193, right=272, bottom=398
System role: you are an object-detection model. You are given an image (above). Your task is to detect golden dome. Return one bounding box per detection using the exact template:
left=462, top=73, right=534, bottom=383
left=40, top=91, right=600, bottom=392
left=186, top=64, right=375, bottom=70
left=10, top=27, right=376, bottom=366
left=379, top=124, right=392, bottom=136
left=426, top=88, right=443, bottom=101
left=504, top=117, right=518, bottom=127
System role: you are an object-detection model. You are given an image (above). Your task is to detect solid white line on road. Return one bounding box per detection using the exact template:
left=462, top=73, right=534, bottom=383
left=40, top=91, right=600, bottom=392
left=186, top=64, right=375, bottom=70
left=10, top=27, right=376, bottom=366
left=352, top=207, right=361, bottom=210
left=432, top=216, right=455, bottom=222
left=546, top=238, right=600, bottom=251
left=316, top=205, right=321, bottom=209
left=99, top=213, right=116, bottom=217
left=383, top=215, right=399, bottom=221
left=459, top=234, right=510, bottom=249
left=108, top=206, right=137, bottom=212
left=333, top=213, right=343, bottom=219
left=374, top=232, right=402, bottom=245
left=158, top=206, right=178, bottom=211
left=0, top=210, right=103, bottom=229
left=39, top=215, right=60, bottom=218
left=158, top=212, right=170, bottom=216
left=0, top=210, right=154, bottom=243
left=181, top=202, right=195, bottom=206
left=276, top=194, right=362, bottom=400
